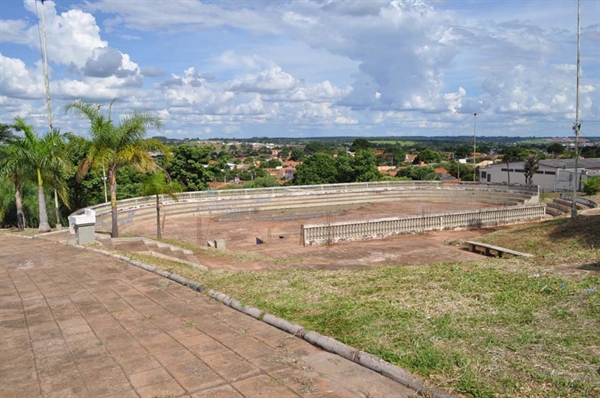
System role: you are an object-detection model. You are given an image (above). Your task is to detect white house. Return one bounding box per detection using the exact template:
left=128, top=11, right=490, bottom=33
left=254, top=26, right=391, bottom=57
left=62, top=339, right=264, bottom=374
left=478, top=158, right=600, bottom=192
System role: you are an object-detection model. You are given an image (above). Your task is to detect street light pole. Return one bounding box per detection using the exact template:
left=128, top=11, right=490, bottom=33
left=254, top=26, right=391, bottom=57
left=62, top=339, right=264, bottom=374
left=473, top=112, right=478, bottom=182
left=102, top=166, right=108, bottom=203
left=571, top=0, right=581, bottom=220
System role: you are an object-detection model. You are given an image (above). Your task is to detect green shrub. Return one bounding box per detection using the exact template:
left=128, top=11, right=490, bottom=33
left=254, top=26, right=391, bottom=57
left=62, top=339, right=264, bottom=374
left=583, top=176, right=599, bottom=195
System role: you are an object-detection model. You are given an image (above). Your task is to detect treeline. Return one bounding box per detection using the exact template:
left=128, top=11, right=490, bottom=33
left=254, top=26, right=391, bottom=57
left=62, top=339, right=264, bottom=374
left=2, top=106, right=598, bottom=233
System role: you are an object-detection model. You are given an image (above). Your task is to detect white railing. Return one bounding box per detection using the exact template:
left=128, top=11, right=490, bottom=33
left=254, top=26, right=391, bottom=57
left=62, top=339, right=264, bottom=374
left=301, top=205, right=546, bottom=246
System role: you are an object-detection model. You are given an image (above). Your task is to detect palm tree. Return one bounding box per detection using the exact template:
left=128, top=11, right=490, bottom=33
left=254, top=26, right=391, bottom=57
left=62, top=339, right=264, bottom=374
left=0, top=135, right=27, bottom=231
left=140, top=172, right=181, bottom=239
left=65, top=99, right=169, bottom=237
left=11, top=117, right=60, bottom=232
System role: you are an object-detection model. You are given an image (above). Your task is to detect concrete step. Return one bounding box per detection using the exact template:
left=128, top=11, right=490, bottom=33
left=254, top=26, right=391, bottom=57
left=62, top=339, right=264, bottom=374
left=554, top=198, right=583, bottom=210
left=547, top=202, right=570, bottom=214
left=545, top=207, right=564, bottom=217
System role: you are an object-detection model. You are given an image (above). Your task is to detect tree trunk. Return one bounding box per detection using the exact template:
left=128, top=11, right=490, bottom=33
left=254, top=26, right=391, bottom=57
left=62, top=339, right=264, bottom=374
left=156, top=194, right=161, bottom=240
left=14, top=181, right=25, bottom=232
left=54, top=186, right=61, bottom=230
left=109, top=166, right=119, bottom=238
left=506, top=159, right=511, bottom=184
left=37, top=168, right=51, bottom=232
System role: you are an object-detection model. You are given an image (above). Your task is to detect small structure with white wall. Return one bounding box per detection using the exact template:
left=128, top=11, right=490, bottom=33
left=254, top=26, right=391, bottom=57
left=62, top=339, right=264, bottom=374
left=478, top=158, right=600, bottom=192
left=68, top=209, right=96, bottom=245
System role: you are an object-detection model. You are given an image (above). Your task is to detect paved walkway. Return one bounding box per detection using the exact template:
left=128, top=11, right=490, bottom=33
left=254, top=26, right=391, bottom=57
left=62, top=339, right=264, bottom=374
left=0, top=235, right=416, bottom=398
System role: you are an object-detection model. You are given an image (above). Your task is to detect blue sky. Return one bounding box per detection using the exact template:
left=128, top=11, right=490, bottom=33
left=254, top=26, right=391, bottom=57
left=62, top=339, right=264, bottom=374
left=1, top=0, right=599, bottom=139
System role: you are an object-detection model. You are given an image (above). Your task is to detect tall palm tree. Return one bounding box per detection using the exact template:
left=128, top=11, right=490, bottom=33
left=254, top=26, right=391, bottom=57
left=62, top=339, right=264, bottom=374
left=65, top=100, right=168, bottom=237
left=140, top=172, right=181, bottom=239
left=11, top=117, right=60, bottom=232
left=0, top=136, right=27, bottom=231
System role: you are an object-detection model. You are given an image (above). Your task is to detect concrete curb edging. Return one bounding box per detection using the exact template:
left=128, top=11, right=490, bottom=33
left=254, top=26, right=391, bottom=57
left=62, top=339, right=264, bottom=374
left=72, top=245, right=458, bottom=398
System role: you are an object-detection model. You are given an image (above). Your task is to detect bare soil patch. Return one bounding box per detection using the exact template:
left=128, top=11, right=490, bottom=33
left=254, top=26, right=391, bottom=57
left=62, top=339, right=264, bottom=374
left=124, top=200, right=500, bottom=270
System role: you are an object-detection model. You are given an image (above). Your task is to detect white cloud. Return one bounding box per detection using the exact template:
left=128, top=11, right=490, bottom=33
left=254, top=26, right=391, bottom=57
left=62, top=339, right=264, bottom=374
left=230, top=66, right=297, bottom=94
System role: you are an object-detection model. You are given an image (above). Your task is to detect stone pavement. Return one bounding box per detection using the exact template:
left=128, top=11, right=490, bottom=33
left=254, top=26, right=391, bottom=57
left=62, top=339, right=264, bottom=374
left=0, top=235, right=417, bottom=398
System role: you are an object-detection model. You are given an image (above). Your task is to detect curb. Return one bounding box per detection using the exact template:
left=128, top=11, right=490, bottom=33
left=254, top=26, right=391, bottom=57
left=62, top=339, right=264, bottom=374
left=77, top=245, right=457, bottom=398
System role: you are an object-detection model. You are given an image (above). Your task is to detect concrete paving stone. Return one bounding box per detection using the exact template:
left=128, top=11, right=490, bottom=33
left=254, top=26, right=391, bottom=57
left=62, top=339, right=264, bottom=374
left=169, top=325, right=204, bottom=342
left=84, top=313, right=120, bottom=331
left=43, top=384, right=89, bottom=398
left=247, top=354, right=291, bottom=373
left=221, top=336, right=277, bottom=360
left=232, top=374, right=301, bottom=398
left=191, top=384, right=244, bottom=398
left=188, top=338, right=229, bottom=357
left=65, top=331, right=98, bottom=343
left=61, top=324, right=93, bottom=338
left=81, top=364, right=131, bottom=397
left=194, top=321, right=242, bottom=340
left=270, top=368, right=341, bottom=397
left=138, top=330, right=181, bottom=347
left=129, top=366, right=174, bottom=388
left=170, top=329, right=212, bottom=346
left=168, top=359, right=225, bottom=392
left=28, top=322, right=62, bottom=342
left=0, top=381, right=41, bottom=398
left=208, top=358, right=262, bottom=382
left=135, top=378, right=186, bottom=398
left=153, top=347, right=198, bottom=368
left=73, top=349, right=117, bottom=372
left=118, top=355, right=163, bottom=375
left=101, top=388, right=140, bottom=398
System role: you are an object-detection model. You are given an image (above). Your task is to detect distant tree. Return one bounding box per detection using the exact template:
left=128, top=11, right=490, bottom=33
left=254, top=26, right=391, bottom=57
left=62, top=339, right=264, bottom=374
left=454, top=145, right=471, bottom=159
left=547, top=143, right=564, bottom=156
left=388, top=145, right=407, bottom=166
left=293, top=153, right=337, bottom=185
left=413, top=148, right=442, bottom=164
left=303, top=141, right=328, bottom=156
left=289, top=148, right=306, bottom=161
left=242, top=175, right=279, bottom=188
left=350, top=138, right=370, bottom=152
left=260, top=159, right=282, bottom=169
left=446, top=162, right=475, bottom=182
left=279, top=147, right=290, bottom=160
left=244, top=156, right=255, bottom=164
left=351, top=149, right=382, bottom=182
left=167, top=145, right=213, bottom=191
left=523, top=155, right=541, bottom=186
left=581, top=146, right=599, bottom=158
left=397, top=165, right=440, bottom=181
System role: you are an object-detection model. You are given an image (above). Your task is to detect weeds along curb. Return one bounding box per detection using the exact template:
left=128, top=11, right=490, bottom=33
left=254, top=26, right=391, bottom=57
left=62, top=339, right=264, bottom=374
left=80, top=245, right=457, bottom=398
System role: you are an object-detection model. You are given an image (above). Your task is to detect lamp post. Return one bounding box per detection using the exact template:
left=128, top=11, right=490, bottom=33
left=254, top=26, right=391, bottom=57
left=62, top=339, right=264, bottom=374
left=472, top=112, right=478, bottom=182
left=102, top=166, right=108, bottom=203
left=571, top=0, right=581, bottom=220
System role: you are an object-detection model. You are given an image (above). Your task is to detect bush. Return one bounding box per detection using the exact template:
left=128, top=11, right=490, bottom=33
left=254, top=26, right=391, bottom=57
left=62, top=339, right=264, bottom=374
left=583, top=176, right=599, bottom=195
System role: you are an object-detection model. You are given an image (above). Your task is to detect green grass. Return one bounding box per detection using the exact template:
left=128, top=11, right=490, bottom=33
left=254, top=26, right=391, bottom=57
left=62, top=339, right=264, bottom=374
left=114, top=216, right=600, bottom=398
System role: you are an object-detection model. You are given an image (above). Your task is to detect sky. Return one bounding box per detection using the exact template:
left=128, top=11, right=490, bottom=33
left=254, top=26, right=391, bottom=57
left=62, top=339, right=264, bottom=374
left=0, top=0, right=599, bottom=139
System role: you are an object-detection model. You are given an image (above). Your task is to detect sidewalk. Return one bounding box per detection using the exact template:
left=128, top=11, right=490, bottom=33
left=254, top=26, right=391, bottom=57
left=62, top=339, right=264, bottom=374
left=0, top=235, right=417, bottom=398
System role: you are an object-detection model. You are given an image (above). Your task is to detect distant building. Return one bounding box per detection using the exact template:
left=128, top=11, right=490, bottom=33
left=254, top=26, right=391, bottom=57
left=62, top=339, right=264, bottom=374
left=478, top=158, right=600, bottom=192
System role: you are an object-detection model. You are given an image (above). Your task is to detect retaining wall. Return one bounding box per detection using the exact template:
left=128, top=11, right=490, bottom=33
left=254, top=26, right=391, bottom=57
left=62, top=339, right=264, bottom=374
left=301, top=205, right=546, bottom=246
left=69, top=181, right=540, bottom=233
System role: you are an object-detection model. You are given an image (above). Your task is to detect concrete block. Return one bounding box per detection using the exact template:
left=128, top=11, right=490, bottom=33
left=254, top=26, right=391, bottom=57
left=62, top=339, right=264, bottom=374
left=214, top=239, right=226, bottom=250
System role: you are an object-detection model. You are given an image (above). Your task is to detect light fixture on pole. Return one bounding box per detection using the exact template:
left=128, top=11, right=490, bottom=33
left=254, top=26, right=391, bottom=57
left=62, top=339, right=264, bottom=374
left=102, top=166, right=108, bottom=203
left=472, top=112, right=478, bottom=182
left=571, top=0, right=581, bottom=220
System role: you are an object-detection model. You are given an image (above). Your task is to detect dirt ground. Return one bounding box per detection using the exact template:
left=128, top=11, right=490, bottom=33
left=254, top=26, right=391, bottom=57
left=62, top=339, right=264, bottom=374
left=125, top=200, right=503, bottom=270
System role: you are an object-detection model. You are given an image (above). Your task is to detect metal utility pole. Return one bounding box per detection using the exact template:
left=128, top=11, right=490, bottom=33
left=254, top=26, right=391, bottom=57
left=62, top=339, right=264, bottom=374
left=472, top=113, right=478, bottom=182
left=40, top=0, right=62, bottom=230
left=571, top=0, right=581, bottom=220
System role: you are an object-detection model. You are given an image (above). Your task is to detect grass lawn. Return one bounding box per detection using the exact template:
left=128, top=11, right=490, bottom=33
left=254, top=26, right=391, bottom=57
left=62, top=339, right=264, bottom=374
left=140, top=214, right=600, bottom=398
